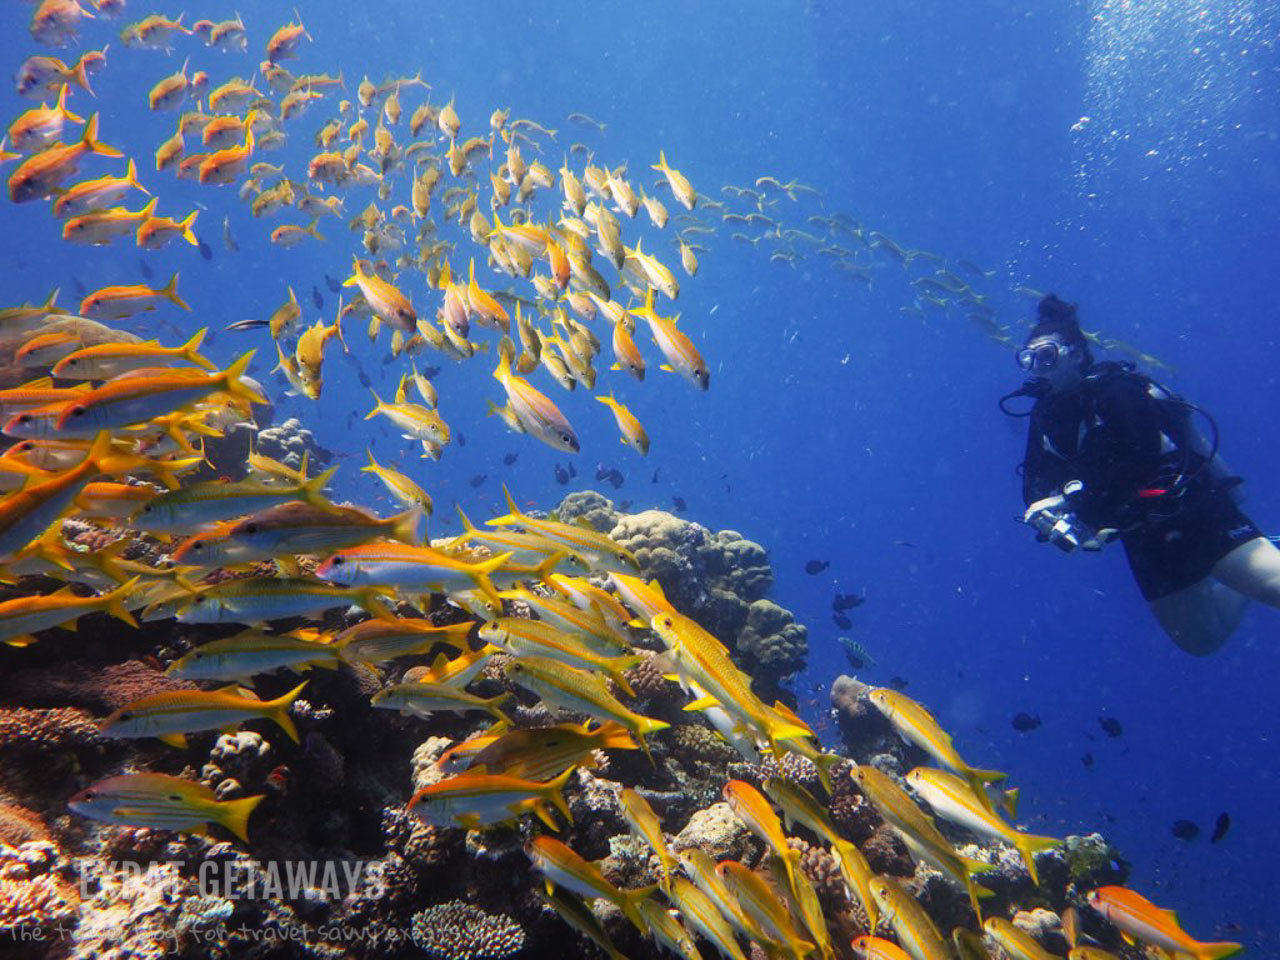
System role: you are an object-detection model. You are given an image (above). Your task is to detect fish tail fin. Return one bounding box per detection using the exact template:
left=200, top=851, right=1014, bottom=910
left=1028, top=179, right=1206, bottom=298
left=999, top=786, right=1020, bottom=819
left=486, top=691, right=512, bottom=722
left=217, top=793, right=264, bottom=844
left=529, top=550, right=562, bottom=586
left=302, top=466, right=337, bottom=508
left=390, top=505, right=425, bottom=546
left=965, top=768, right=1008, bottom=814
left=126, top=158, right=151, bottom=196
left=221, top=350, right=265, bottom=404
left=1197, top=943, right=1245, bottom=960
left=594, top=721, right=639, bottom=752
left=472, top=565, right=508, bottom=612
left=492, top=345, right=513, bottom=384
left=178, top=209, right=199, bottom=246
left=81, top=113, right=123, bottom=158
left=181, top=326, right=212, bottom=367
left=618, top=885, right=659, bottom=932
left=342, top=256, right=360, bottom=287
left=454, top=504, right=479, bottom=534
left=636, top=717, right=669, bottom=762
left=490, top=484, right=523, bottom=525
left=363, top=390, right=384, bottom=420
left=57, top=84, right=85, bottom=125
left=651, top=149, right=667, bottom=173
left=1015, top=833, right=1060, bottom=887
left=266, top=680, right=308, bottom=743
left=101, top=576, right=141, bottom=627
left=542, top=765, right=575, bottom=825
left=306, top=217, right=323, bottom=241
left=606, top=655, right=644, bottom=697
left=71, top=59, right=94, bottom=96
left=162, top=272, right=191, bottom=311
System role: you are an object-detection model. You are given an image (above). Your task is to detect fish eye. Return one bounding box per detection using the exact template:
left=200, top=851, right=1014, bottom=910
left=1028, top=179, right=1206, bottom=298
left=70, top=406, right=86, bottom=418
left=193, top=651, right=203, bottom=659
left=17, top=415, right=31, bottom=424
left=244, top=523, right=258, bottom=534
left=330, top=556, right=344, bottom=566
left=192, top=596, right=206, bottom=605
left=119, top=712, right=132, bottom=720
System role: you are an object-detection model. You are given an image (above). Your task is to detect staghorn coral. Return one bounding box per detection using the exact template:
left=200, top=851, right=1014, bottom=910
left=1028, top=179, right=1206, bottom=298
left=410, top=900, right=526, bottom=960
left=0, top=706, right=100, bottom=753
left=736, top=599, right=808, bottom=678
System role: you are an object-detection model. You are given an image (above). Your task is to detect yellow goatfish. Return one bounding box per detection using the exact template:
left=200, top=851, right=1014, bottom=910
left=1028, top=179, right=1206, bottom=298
left=465, top=720, right=637, bottom=781
left=0, top=576, right=137, bottom=647
left=9, top=113, right=122, bottom=203
left=617, top=787, right=677, bottom=888
left=492, top=350, right=579, bottom=454
left=631, top=288, right=709, bottom=391
left=343, top=257, right=416, bottom=333
left=410, top=767, right=574, bottom=831
left=867, top=687, right=1006, bottom=813
left=851, top=765, right=994, bottom=919
left=723, top=779, right=802, bottom=893
left=652, top=149, right=697, bottom=210
left=905, top=767, right=1058, bottom=886
left=596, top=391, right=649, bottom=455
left=53, top=328, right=212, bottom=380
left=362, top=449, right=433, bottom=514
left=488, top=486, right=638, bottom=574
left=525, top=835, right=655, bottom=929
left=981, top=917, right=1058, bottom=960
left=69, top=773, right=263, bottom=843
left=852, top=936, right=913, bottom=960
left=101, top=681, right=308, bottom=747
left=717, top=860, right=814, bottom=960
left=504, top=655, right=668, bottom=760
left=869, top=876, right=951, bottom=960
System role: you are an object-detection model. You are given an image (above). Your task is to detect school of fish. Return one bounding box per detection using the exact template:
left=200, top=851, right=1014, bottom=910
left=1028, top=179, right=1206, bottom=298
left=2, top=3, right=1233, bottom=958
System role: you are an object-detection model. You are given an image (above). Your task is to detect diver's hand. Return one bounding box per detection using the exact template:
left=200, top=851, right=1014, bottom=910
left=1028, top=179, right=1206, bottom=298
left=1023, top=494, right=1067, bottom=528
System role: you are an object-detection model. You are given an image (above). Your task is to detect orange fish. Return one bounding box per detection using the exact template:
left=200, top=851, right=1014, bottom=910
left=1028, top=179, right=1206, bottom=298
left=1087, top=887, right=1242, bottom=960
left=9, top=113, right=121, bottom=203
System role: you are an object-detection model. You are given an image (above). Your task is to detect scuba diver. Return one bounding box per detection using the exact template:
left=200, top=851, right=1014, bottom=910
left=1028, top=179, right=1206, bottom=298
left=1001, top=294, right=1280, bottom=655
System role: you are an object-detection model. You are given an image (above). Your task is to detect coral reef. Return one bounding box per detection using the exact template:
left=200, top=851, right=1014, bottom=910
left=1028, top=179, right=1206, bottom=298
left=410, top=901, right=525, bottom=960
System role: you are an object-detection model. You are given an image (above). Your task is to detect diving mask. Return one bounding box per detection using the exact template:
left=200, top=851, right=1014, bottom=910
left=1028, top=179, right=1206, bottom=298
left=1016, top=339, right=1072, bottom=373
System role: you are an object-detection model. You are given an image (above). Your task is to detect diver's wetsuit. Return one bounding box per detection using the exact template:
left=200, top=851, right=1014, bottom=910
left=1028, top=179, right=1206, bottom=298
left=1021, top=365, right=1262, bottom=601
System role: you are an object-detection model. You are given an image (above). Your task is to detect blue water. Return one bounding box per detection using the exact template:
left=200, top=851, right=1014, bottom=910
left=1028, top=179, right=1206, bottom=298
left=4, top=0, right=1277, bottom=952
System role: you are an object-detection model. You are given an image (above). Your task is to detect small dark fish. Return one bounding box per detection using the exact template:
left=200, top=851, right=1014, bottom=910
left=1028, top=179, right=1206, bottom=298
left=1210, top=812, right=1230, bottom=844
left=357, top=368, right=373, bottom=389
left=311, top=286, right=323, bottom=309
left=1011, top=712, right=1042, bottom=732
left=469, top=474, right=487, bottom=488
left=457, top=432, right=466, bottom=447
left=619, top=499, right=633, bottom=512
left=838, top=636, right=875, bottom=670
left=1171, top=820, right=1199, bottom=842
left=1098, top=716, right=1123, bottom=738
left=72, top=278, right=86, bottom=297
left=197, top=238, right=213, bottom=261
left=138, top=258, right=154, bottom=280
left=420, top=365, right=441, bottom=379
left=833, top=592, right=865, bottom=611
left=595, top=465, right=623, bottom=489
left=832, top=613, right=852, bottom=630
left=223, top=215, right=239, bottom=252
left=503, top=452, right=518, bottom=466
left=804, top=560, right=829, bottom=575
left=672, top=496, right=687, bottom=513
left=554, top=464, right=570, bottom=485
left=226, top=318, right=268, bottom=331
left=325, top=274, right=342, bottom=293
left=887, top=676, right=909, bottom=691
left=567, top=461, right=575, bottom=477
left=894, top=540, right=917, bottom=548
left=1081, top=752, right=1095, bottom=768
left=651, top=468, right=660, bottom=483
